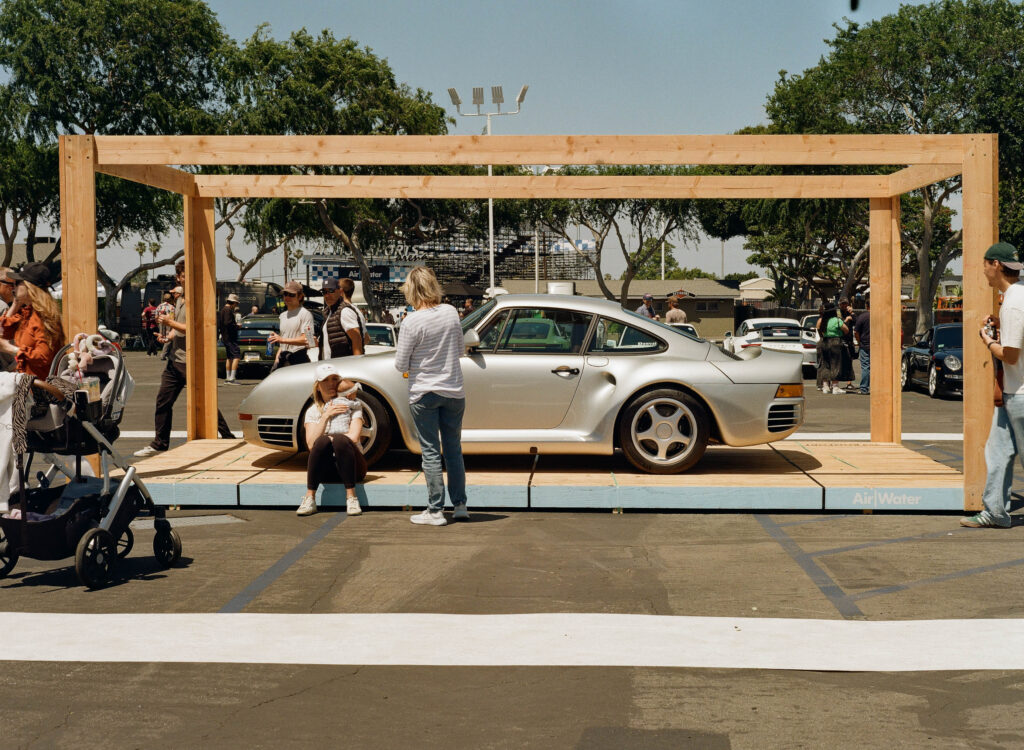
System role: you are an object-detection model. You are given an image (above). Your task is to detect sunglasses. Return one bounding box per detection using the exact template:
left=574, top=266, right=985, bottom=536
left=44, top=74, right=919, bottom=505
left=283, top=291, right=298, bottom=298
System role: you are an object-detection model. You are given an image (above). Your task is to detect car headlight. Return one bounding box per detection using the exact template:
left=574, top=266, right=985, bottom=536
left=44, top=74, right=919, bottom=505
left=944, top=355, right=962, bottom=372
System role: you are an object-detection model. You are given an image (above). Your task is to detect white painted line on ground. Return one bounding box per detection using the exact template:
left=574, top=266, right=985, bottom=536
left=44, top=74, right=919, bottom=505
left=787, top=432, right=963, bottom=441
left=0, top=613, right=1016, bottom=671
left=116, top=430, right=965, bottom=442
left=121, top=431, right=187, bottom=439
left=129, top=514, right=244, bottom=530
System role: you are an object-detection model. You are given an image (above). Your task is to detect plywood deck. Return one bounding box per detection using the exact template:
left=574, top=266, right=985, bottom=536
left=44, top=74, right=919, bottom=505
left=130, top=440, right=965, bottom=511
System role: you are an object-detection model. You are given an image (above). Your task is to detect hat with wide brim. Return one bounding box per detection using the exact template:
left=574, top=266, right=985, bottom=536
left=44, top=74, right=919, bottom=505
left=226, top=293, right=240, bottom=303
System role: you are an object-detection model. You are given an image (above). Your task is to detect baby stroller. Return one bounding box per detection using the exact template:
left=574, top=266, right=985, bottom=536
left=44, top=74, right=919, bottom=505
left=0, top=335, right=181, bottom=589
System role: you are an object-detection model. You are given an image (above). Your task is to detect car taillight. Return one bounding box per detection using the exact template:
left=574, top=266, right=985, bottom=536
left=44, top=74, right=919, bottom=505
left=802, top=342, right=817, bottom=349
left=741, top=342, right=762, bottom=348
left=239, top=413, right=253, bottom=421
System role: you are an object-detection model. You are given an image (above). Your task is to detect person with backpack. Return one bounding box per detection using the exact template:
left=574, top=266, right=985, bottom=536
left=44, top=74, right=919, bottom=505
left=319, top=277, right=368, bottom=360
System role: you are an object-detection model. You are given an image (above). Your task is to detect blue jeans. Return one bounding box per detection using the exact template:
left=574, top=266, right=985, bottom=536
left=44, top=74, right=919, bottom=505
left=409, top=393, right=467, bottom=512
left=979, top=394, right=1024, bottom=527
left=858, top=348, right=870, bottom=393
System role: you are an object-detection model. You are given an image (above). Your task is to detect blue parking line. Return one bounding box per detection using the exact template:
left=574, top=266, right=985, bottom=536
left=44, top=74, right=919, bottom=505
left=219, top=512, right=348, bottom=613
left=755, top=514, right=864, bottom=619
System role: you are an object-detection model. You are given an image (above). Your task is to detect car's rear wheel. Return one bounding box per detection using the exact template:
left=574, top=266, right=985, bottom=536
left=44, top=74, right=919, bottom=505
left=618, top=389, right=710, bottom=474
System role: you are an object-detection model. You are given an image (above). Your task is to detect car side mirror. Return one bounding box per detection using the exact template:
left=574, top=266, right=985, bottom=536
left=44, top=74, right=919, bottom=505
left=463, top=329, right=480, bottom=351
left=724, top=332, right=732, bottom=338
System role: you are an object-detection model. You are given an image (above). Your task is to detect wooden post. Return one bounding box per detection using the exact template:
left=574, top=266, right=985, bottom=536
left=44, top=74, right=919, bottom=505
left=962, top=134, right=1000, bottom=510
left=58, top=136, right=97, bottom=337
left=869, top=196, right=902, bottom=443
left=183, top=196, right=218, bottom=439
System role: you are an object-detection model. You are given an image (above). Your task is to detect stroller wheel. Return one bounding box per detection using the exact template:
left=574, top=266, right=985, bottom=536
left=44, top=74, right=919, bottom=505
left=0, top=532, right=17, bottom=578
left=153, top=529, right=181, bottom=568
left=75, top=528, right=116, bottom=589
left=116, top=528, right=134, bottom=559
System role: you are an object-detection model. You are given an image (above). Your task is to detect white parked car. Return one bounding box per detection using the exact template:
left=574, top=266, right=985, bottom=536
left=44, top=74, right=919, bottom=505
left=723, top=317, right=818, bottom=376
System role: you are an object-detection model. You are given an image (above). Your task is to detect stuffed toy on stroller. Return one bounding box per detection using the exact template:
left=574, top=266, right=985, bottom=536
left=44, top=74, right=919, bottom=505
left=0, top=333, right=181, bottom=589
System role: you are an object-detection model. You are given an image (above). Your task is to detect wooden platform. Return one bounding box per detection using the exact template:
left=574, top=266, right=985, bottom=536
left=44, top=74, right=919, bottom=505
left=129, top=440, right=965, bottom=512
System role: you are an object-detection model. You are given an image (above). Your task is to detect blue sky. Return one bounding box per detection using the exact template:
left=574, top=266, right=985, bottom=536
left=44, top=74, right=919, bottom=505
left=104, top=0, right=930, bottom=280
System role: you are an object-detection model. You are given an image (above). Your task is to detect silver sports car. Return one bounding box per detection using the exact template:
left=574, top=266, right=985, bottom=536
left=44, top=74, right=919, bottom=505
left=238, top=294, right=805, bottom=474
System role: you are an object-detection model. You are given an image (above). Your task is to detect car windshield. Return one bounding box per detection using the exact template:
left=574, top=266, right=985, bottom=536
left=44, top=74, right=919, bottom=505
left=934, top=326, right=962, bottom=350
left=241, top=319, right=277, bottom=331
left=461, top=299, right=496, bottom=331
left=366, top=325, right=395, bottom=345
left=628, top=311, right=702, bottom=341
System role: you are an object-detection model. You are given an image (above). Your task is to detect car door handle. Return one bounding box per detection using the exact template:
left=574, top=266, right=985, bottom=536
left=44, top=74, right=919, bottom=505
left=551, top=366, right=580, bottom=375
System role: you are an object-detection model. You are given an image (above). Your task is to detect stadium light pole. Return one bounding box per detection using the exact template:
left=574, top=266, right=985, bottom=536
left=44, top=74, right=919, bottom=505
left=448, top=85, right=528, bottom=293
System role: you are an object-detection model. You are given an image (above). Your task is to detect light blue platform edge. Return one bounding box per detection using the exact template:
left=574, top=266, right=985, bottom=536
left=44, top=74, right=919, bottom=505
left=145, top=480, right=965, bottom=511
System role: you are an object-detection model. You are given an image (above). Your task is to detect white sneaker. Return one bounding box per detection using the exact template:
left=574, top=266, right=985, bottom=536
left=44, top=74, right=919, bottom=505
left=832, top=386, right=845, bottom=394
left=453, top=504, right=470, bottom=521
left=133, top=445, right=162, bottom=458
left=346, top=497, right=362, bottom=516
left=296, top=495, right=318, bottom=516
left=411, top=509, right=447, bottom=526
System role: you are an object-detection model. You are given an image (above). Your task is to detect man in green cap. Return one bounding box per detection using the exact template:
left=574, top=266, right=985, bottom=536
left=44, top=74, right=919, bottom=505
left=965, top=241, right=1024, bottom=528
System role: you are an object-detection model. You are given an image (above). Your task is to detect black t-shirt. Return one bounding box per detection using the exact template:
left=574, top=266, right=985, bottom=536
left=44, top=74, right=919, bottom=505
left=853, top=311, right=870, bottom=350
left=219, top=305, right=239, bottom=342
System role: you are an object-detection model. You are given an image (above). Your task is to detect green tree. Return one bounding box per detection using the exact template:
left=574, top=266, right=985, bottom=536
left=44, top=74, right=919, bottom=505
left=217, top=27, right=471, bottom=318
left=0, top=0, right=227, bottom=325
left=766, top=0, right=1024, bottom=333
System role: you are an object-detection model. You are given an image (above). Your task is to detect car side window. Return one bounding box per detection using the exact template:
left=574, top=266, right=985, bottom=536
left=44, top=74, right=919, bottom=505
left=493, top=308, right=592, bottom=353
left=588, top=317, right=663, bottom=354
left=476, top=311, right=510, bottom=351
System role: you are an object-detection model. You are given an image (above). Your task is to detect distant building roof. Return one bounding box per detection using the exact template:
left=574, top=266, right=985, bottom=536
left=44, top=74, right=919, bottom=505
left=501, top=278, right=739, bottom=300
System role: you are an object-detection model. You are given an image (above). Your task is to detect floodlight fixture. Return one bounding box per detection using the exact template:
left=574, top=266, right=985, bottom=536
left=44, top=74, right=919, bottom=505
left=445, top=82, right=530, bottom=293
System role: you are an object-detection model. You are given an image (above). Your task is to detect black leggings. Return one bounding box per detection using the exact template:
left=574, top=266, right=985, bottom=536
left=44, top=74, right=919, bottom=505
left=307, top=434, right=365, bottom=491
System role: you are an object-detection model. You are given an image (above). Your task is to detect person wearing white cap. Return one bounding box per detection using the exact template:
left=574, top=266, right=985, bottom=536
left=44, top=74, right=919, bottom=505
left=296, top=363, right=366, bottom=516
left=219, top=293, right=241, bottom=383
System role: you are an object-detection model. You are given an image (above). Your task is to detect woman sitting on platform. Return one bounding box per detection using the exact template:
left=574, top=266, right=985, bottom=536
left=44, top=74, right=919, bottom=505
left=296, top=363, right=366, bottom=517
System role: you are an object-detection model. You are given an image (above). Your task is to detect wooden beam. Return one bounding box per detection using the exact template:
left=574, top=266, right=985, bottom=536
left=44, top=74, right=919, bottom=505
left=193, top=174, right=893, bottom=200
left=869, top=196, right=902, bottom=444
left=183, top=196, right=218, bottom=440
left=888, top=164, right=962, bottom=195
left=94, top=134, right=969, bottom=167
left=96, top=163, right=196, bottom=195
left=58, top=135, right=97, bottom=338
left=961, top=134, right=1000, bottom=511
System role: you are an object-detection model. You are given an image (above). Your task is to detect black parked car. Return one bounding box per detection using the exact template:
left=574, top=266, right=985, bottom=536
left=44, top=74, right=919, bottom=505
left=900, top=323, right=962, bottom=399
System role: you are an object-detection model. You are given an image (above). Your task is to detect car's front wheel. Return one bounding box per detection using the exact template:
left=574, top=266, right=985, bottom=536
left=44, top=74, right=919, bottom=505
left=618, top=389, right=710, bottom=474
left=928, top=366, right=940, bottom=398
left=900, top=358, right=911, bottom=390
left=356, top=390, right=393, bottom=466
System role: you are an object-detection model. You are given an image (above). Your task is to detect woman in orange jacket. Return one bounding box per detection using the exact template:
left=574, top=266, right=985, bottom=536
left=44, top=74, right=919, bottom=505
left=0, top=263, right=65, bottom=379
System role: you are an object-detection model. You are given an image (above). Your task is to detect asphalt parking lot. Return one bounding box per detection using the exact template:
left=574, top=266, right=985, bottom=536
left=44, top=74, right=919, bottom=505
left=5, top=352, right=1023, bottom=749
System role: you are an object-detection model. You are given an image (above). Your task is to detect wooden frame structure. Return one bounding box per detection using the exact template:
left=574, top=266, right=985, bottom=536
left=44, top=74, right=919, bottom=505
left=58, top=133, right=998, bottom=508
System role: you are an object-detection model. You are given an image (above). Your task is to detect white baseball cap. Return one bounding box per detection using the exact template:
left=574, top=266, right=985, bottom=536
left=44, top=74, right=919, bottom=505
left=314, top=363, right=342, bottom=382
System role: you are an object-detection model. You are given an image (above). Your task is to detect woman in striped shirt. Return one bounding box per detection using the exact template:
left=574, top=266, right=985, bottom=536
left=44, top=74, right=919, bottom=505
left=395, top=266, right=468, bottom=527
